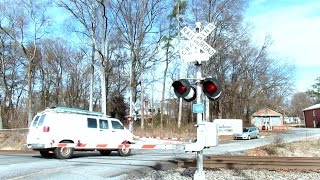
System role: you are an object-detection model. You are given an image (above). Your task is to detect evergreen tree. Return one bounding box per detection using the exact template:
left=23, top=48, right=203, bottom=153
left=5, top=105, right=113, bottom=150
left=307, top=77, right=320, bottom=103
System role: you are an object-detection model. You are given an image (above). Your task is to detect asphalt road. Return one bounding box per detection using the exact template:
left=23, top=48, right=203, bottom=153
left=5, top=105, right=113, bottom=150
left=1, top=128, right=320, bottom=179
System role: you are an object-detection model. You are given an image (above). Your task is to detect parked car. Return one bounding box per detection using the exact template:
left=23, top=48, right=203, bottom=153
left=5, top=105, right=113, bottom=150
left=234, top=126, right=260, bottom=140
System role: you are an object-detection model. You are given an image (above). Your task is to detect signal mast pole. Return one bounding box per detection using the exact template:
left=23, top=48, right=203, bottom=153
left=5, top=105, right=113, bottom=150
left=175, top=21, right=218, bottom=180
left=177, top=0, right=183, bottom=128
left=194, top=22, right=205, bottom=180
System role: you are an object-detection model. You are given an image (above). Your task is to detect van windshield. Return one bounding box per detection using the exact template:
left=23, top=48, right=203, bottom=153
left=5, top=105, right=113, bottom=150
left=37, top=114, right=46, bottom=126
left=31, top=116, right=40, bottom=127
left=111, top=121, right=124, bottom=129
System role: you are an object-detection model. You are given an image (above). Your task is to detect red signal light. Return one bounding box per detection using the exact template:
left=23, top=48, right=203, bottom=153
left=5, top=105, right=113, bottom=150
left=203, top=78, right=221, bottom=101
left=204, top=82, right=217, bottom=94
left=172, top=79, right=196, bottom=102
left=176, top=82, right=187, bottom=94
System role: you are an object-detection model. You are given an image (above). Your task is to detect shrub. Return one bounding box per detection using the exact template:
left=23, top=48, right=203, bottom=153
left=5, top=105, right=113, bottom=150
left=262, top=146, right=278, bottom=155
left=273, top=134, right=285, bottom=147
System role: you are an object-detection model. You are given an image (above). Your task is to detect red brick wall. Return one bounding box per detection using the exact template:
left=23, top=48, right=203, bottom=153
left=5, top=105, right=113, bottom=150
left=304, top=109, right=320, bottom=128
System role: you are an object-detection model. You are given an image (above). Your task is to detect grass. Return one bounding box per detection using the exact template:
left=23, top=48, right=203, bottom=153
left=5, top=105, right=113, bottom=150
left=248, top=136, right=320, bottom=157
left=0, top=130, right=28, bottom=150
left=132, top=123, right=197, bottom=140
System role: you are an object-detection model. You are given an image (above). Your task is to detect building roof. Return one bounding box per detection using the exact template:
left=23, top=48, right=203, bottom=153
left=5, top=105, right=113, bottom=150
left=252, top=107, right=282, bottom=117
left=302, top=103, right=320, bottom=111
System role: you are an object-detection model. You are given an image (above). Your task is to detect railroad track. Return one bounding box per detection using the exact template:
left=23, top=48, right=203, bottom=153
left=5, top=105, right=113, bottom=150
left=172, top=156, right=320, bottom=171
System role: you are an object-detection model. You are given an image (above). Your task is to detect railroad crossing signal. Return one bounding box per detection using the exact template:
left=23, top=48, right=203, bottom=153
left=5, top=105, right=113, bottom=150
left=180, top=23, right=217, bottom=62
left=175, top=22, right=220, bottom=180
left=172, top=78, right=221, bottom=102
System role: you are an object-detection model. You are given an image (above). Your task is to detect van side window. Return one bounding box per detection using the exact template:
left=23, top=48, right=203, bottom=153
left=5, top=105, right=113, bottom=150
left=111, top=121, right=124, bottom=130
left=32, top=116, right=40, bottom=127
left=38, top=114, right=46, bottom=126
left=99, top=119, right=109, bottom=129
left=87, top=118, right=97, bottom=128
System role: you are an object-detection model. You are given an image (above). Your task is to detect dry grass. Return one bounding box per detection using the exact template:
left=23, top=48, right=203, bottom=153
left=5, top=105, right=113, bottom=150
left=133, top=124, right=197, bottom=141
left=0, top=130, right=28, bottom=150
left=246, top=137, right=320, bottom=157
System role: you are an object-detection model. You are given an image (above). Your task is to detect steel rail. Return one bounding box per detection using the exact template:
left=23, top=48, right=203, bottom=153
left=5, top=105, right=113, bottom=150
left=172, top=156, right=320, bottom=171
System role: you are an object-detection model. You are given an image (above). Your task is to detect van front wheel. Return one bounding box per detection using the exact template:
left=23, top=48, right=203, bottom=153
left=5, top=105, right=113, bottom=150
left=54, top=144, right=74, bottom=159
left=118, top=143, right=131, bottom=156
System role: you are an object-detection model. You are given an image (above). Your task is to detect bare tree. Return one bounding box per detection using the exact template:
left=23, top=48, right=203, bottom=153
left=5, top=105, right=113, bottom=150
left=290, top=92, right=313, bottom=119
left=0, top=0, right=50, bottom=126
left=59, top=0, right=113, bottom=115
left=111, top=0, right=166, bottom=129
left=159, top=0, right=188, bottom=128
left=0, top=33, right=27, bottom=128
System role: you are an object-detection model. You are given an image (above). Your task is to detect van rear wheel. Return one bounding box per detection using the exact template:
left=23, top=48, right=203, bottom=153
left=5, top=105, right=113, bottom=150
left=54, top=142, right=74, bottom=159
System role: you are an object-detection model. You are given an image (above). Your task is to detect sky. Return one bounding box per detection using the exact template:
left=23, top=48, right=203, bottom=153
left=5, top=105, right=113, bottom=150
left=245, top=0, right=320, bottom=93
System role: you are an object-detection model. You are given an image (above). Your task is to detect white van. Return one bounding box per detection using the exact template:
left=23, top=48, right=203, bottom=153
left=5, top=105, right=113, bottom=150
left=26, top=107, right=134, bottom=159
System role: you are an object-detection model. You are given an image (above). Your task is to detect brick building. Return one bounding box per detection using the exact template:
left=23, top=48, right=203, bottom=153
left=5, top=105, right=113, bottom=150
left=303, top=104, right=320, bottom=128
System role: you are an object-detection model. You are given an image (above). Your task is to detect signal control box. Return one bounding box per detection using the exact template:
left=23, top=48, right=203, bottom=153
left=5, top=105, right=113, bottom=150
left=203, top=122, right=218, bottom=147
left=184, top=122, right=218, bottom=152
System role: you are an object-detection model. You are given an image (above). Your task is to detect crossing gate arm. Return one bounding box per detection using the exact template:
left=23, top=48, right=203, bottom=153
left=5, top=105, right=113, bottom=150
left=52, top=142, right=185, bottom=150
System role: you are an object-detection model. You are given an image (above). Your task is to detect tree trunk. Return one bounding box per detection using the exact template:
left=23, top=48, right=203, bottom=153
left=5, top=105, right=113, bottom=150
left=89, top=63, right=94, bottom=111
left=27, top=59, right=33, bottom=126
left=140, top=72, right=144, bottom=130
left=101, top=64, right=107, bottom=115
left=160, top=48, right=170, bottom=129
left=0, top=105, right=3, bottom=129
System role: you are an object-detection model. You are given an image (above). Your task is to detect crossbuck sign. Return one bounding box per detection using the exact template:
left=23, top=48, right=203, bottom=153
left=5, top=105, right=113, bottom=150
left=180, top=23, right=216, bottom=62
